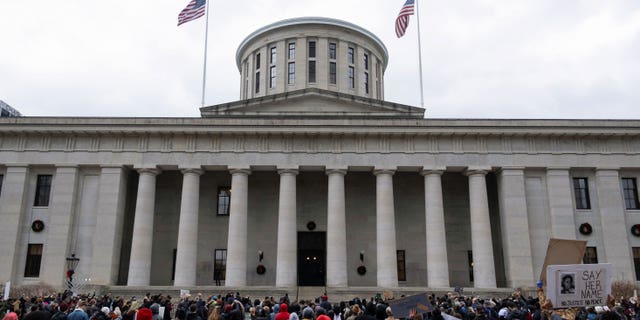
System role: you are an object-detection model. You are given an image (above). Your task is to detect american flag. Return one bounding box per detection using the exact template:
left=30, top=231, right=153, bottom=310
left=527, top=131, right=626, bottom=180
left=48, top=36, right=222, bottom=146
left=395, top=0, right=415, bottom=38
left=178, top=0, right=207, bottom=26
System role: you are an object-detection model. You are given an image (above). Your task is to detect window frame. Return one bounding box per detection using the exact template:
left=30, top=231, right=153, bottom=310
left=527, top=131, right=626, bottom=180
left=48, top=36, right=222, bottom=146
left=308, top=60, right=316, bottom=83
left=34, top=174, right=52, bottom=207
left=308, top=41, right=316, bottom=58
left=214, top=249, right=227, bottom=281
left=623, top=178, right=640, bottom=210
left=329, top=43, right=337, bottom=60
left=288, top=42, right=295, bottom=60
left=216, top=186, right=231, bottom=216
left=348, top=66, right=355, bottom=89
left=288, top=62, right=295, bottom=85
left=396, top=250, right=406, bottom=281
left=329, top=62, right=337, bottom=85
left=583, top=247, right=598, bottom=264
left=269, top=65, right=276, bottom=89
left=347, top=47, right=354, bottom=64
left=634, top=247, right=640, bottom=280
left=24, top=244, right=43, bottom=278
left=572, top=177, right=591, bottom=210
left=270, top=46, right=276, bottom=64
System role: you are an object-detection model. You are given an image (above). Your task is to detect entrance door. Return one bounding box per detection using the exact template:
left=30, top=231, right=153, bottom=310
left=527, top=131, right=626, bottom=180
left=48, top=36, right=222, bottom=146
left=297, top=232, right=326, bottom=286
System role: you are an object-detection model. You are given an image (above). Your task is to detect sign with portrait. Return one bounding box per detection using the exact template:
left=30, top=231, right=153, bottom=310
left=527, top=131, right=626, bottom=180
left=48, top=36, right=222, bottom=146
left=546, top=264, right=612, bottom=309
left=387, top=293, right=434, bottom=318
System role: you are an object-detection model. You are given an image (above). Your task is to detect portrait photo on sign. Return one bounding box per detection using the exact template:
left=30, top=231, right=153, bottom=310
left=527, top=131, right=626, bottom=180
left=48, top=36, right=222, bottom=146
left=559, top=273, right=576, bottom=295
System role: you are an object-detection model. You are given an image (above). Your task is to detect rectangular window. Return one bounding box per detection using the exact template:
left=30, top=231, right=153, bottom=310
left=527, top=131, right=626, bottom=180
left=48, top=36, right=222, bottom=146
left=254, top=72, right=260, bottom=93
left=329, top=62, right=337, bottom=85
left=573, top=177, right=591, bottom=209
left=634, top=247, right=640, bottom=280
left=364, top=53, right=369, bottom=70
left=348, top=66, right=355, bottom=89
left=623, top=178, right=640, bottom=210
left=269, top=66, right=276, bottom=89
left=288, top=62, right=295, bottom=84
left=308, top=41, right=316, bottom=58
left=255, top=53, right=261, bottom=70
left=288, top=43, right=295, bottom=60
left=0, top=174, right=4, bottom=197
left=364, top=72, right=369, bottom=94
left=34, top=175, right=52, bottom=207
left=308, top=61, right=316, bottom=83
left=24, top=244, right=43, bottom=278
left=214, top=249, right=227, bottom=281
left=270, top=47, right=276, bottom=64
left=217, top=186, right=231, bottom=215
left=468, top=250, right=474, bottom=282
left=397, top=250, right=406, bottom=281
left=172, top=249, right=177, bottom=280
left=583, top=247, right=598, bottom=264
left=348, top=47, right=354, bottom=64
left=329, top=43, right=337, bottom=60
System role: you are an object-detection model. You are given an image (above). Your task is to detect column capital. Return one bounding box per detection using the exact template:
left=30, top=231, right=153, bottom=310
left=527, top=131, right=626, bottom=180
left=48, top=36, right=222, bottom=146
left=464, top=167, right=491, bottom=176
left=421, top=167, right=446, bottom=176
left=373, top=169, right=395, bottom=176
left=137, top=168, right=161, bottom=176
left=277, top=168, right=299, bottom=175
left=595, top=167, right=620, bottom=172
left=326, top=168, right=347, bottom=176
left=181, top=168, right=204, bottom=176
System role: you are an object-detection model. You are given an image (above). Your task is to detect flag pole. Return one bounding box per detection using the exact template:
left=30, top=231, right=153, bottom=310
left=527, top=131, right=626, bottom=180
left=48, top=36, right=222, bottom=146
left=201, top=0, right=211, bottom=108
left=415, top=0, right=425, bottom=109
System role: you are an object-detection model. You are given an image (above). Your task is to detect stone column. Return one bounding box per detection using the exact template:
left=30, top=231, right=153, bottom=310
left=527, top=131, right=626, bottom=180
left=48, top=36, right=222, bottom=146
left=225, top=168, right=251, bottom=287
left=596, top=168, right=635, bottom=281
left=546, top=168, right=576, bottom=239
left=0, top=165, right=29, bottom=283
left=465, top=168, right=497, bottom=288
left=421, top=168, right=449, bottom=288
left=91, top=166, right=128, bottom=285
left=127, top=168, right=160, bottom=286
left=374, top=169, right=398, bottom=288
left=326, top=168, right=348, bottom=287
left=497, top=167, right=535, bottom=287
left=276, top=169, right=298, bottom=287
left=41, top=166, right=79, bottom=286
left=174, top=168, right=204, bottom=286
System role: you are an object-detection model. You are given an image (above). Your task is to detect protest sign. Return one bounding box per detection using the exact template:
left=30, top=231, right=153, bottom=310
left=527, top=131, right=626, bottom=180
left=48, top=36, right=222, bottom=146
left=546, top=263, right=612, bottom=309
left=180, top=289, right=190, bottom=298
left=4, top=281, right=10, bottom=300
left=540, top=238, right=587, bottom=287
left=387, top=293, right=433, bottom=318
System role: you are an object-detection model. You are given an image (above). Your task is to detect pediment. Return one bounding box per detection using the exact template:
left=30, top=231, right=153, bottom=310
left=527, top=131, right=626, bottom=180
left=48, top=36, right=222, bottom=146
left=200, top=88, right=424, bottom=118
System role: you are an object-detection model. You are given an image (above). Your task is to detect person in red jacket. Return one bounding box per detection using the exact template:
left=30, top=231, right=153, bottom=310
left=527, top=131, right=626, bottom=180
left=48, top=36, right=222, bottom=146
left=275, top=304, right=290, bottom=320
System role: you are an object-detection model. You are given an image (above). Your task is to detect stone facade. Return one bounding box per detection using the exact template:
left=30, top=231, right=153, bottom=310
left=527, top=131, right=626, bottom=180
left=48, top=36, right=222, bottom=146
left=1, top=18, right=639, bottom=292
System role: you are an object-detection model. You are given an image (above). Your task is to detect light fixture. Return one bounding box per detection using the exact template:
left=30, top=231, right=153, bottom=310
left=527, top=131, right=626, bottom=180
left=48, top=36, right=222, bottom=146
left=258, top=250, right=264, bottom=262
left=360, top=251, right=365, bottom=262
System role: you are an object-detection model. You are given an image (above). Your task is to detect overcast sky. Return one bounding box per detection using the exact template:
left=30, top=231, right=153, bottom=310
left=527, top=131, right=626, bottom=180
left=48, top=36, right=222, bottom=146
left=1, top=1, right=639, bottom=119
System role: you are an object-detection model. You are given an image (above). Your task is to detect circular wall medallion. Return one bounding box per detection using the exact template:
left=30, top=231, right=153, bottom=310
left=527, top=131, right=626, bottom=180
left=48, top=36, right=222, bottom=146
left=631, top=224, right=640, bottom=237
left=357, top=265, right=367, bottom=276
left=256, top=264, right=266, bottom=275
left=306, top=221, right=316, bottom=231
left=31, top=220, right=45, bottom=232
left=579, top=222, right=593, bottom=235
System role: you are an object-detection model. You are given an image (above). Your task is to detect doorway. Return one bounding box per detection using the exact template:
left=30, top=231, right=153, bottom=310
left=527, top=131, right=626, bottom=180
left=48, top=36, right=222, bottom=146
left=297, top=231, right=326, bottom=286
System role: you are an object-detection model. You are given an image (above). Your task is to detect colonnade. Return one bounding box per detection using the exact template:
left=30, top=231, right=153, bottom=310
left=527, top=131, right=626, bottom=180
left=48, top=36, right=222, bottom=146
left=125, top=166, right=502, bottom=288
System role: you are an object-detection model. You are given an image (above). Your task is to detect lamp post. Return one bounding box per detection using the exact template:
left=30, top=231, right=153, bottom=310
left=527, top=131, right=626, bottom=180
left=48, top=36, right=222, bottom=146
left=65, top=254, right=80, bottom=291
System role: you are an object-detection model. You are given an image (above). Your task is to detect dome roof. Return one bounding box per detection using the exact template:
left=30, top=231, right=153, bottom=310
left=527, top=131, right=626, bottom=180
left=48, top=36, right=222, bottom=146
left=235, top=17, right=389, bottom=71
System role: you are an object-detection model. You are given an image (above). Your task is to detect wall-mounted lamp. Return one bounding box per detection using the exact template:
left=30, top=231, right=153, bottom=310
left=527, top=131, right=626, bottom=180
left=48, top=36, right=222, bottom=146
left=258, top=250, right=264, bottom=262
left=359, top=251, right=365, bottom=262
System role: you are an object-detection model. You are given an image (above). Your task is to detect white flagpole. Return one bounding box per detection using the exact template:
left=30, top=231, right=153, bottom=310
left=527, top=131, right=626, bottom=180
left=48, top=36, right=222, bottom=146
left=415, top=0, right=425, bottom=109
left=201, top=0, right=211, bottom=108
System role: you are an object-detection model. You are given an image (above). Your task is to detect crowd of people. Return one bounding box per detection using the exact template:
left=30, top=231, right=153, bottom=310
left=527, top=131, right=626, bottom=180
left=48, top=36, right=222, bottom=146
left=0, top=289, right=637, bottom=320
